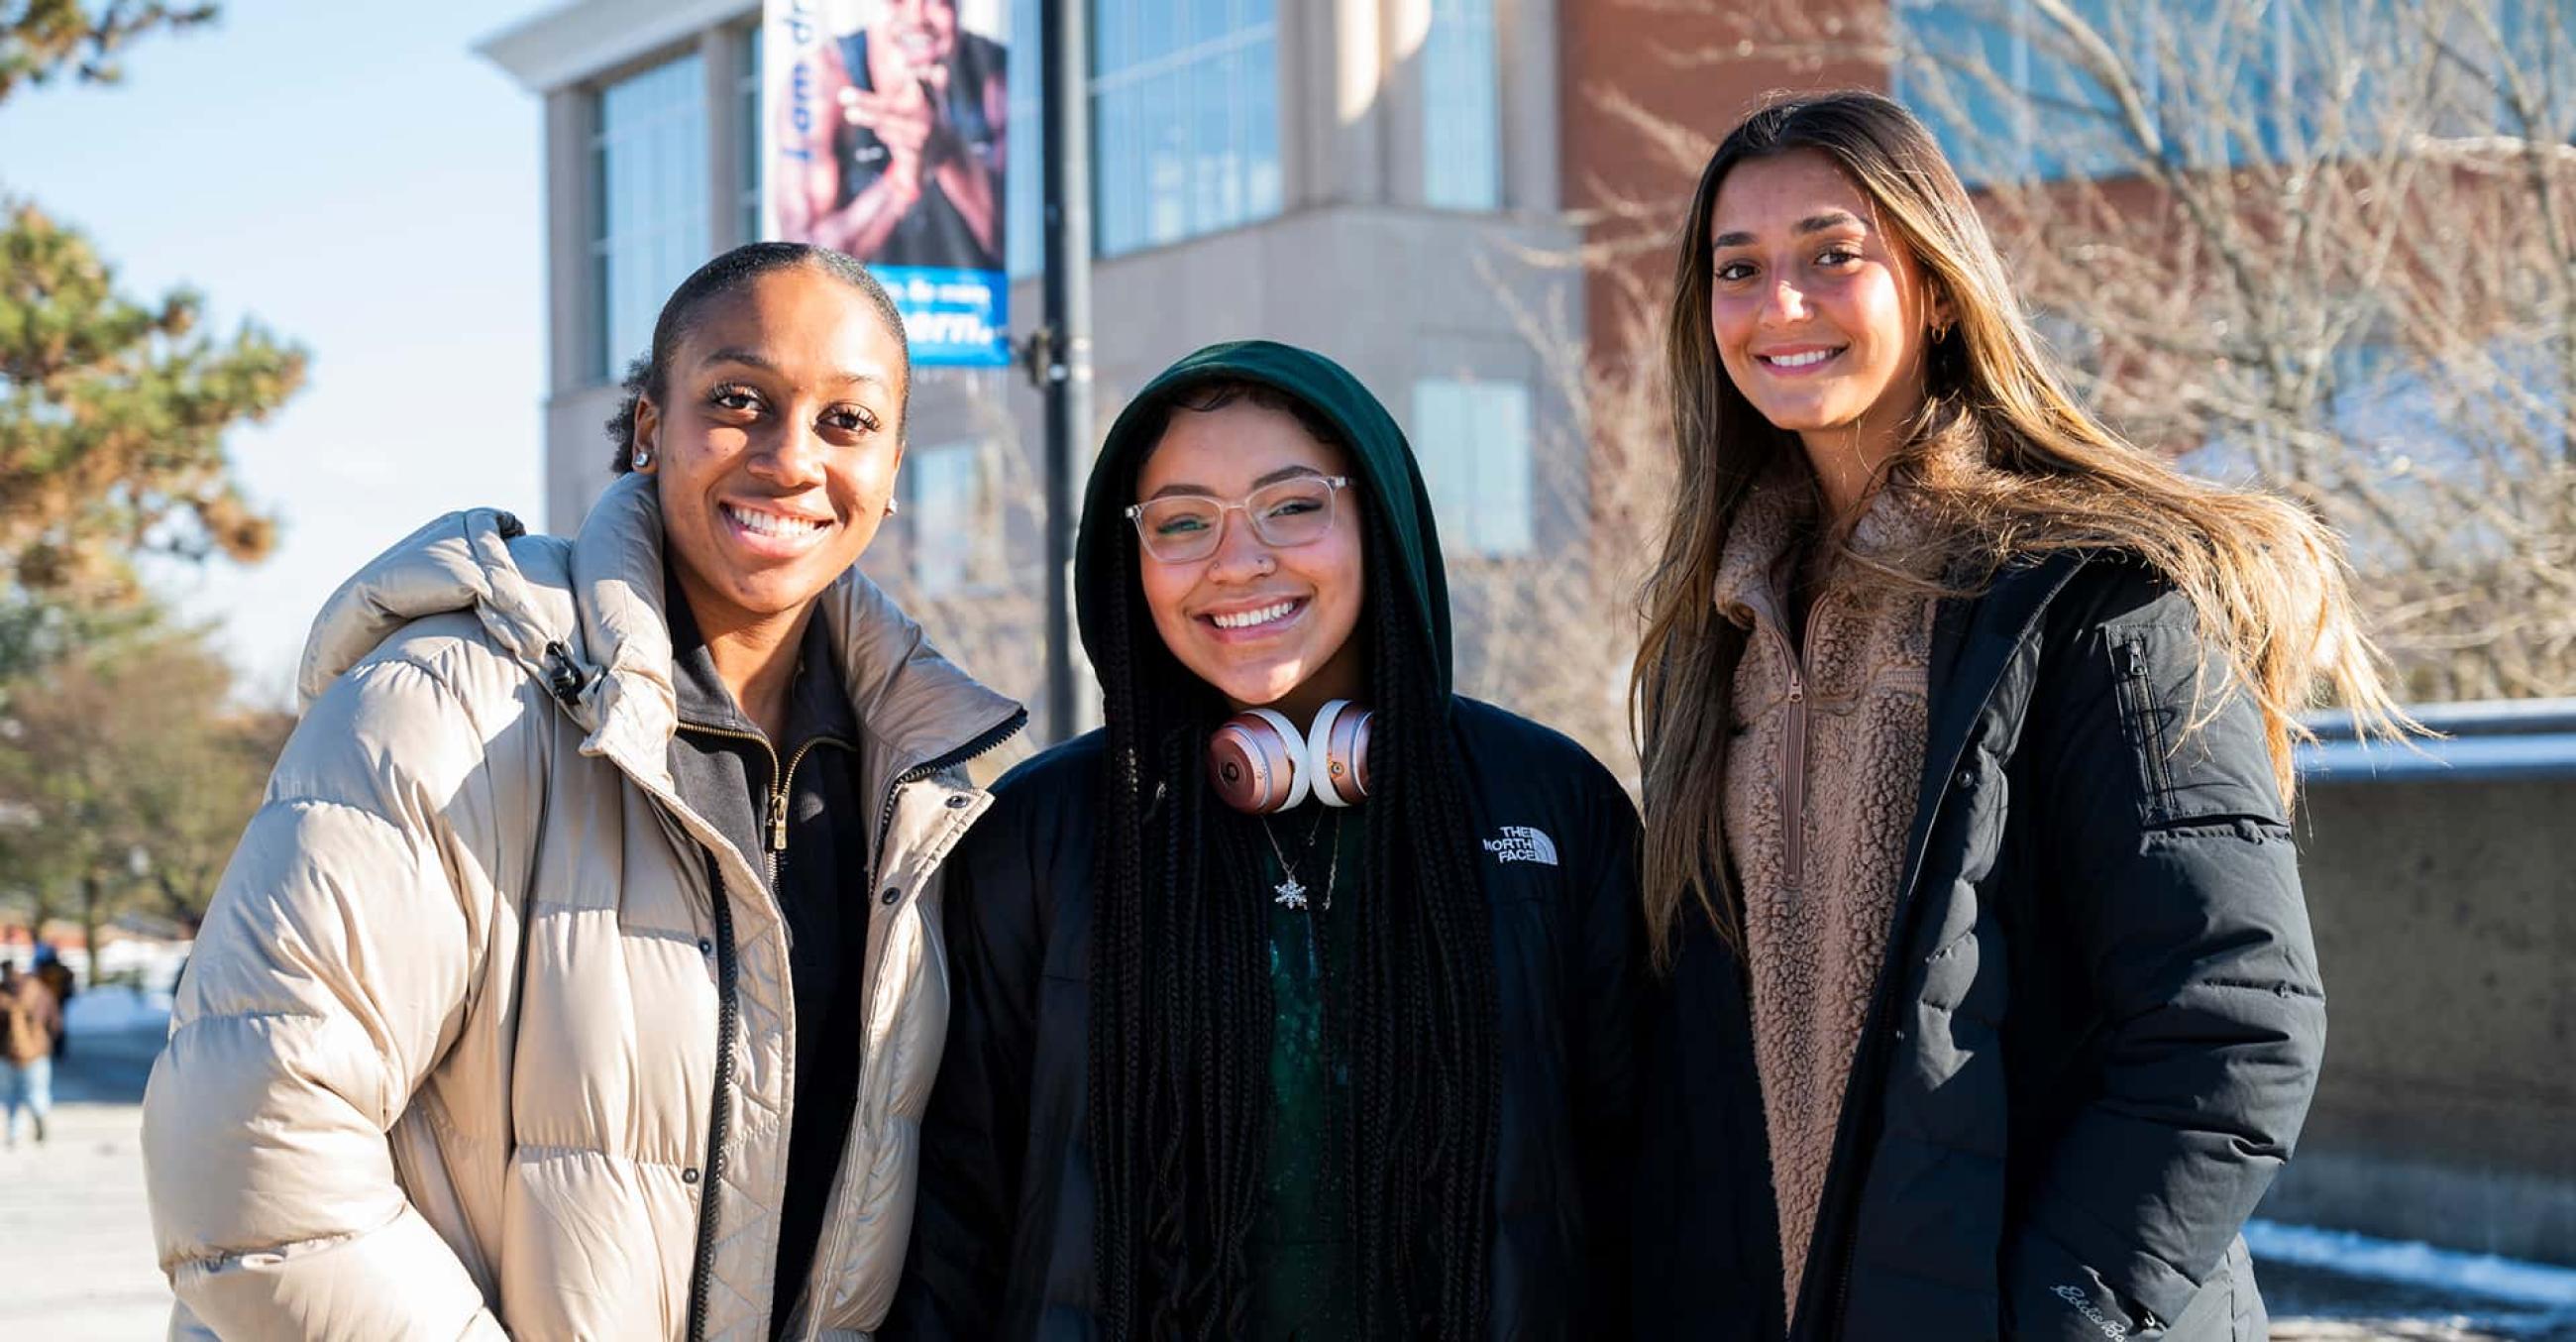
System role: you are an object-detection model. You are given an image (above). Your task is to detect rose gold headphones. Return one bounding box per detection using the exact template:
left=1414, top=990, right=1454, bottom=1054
left=1206, top=699, right=1373, bottom=814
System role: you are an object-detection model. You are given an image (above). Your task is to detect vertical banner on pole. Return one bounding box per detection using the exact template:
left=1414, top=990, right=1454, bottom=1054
left=762, top=0, right=1012, bottom=367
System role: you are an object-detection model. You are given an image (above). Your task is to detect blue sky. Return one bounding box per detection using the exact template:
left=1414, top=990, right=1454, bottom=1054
left=0, top=1, right=553, bottom=701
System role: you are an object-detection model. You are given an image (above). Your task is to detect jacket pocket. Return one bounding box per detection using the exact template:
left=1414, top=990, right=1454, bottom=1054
left=2105, top=625, right=2287, bottom=832
left=2111, top=631, right=2178, bottom=827
left=388, top=1088, right=499, bottom=1302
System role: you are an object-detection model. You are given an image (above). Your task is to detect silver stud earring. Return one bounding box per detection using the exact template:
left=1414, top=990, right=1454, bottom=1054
left=632, top=446, right=652, bottom=470
left=884, top=498, right=901, bottom=517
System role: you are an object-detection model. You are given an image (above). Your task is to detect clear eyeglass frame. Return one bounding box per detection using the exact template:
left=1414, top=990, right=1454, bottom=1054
left=1123, top=474, right=1354, bottom=564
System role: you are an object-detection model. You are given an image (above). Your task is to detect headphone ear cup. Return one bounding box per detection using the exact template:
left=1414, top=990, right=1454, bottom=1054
left=1306, top=699, right=1372, bottom=807
left=1209, top=708, right=1311, bottom=813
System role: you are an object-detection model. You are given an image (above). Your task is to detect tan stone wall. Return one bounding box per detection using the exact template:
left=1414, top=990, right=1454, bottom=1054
left=2261, top=775, right=2576, bottom=1264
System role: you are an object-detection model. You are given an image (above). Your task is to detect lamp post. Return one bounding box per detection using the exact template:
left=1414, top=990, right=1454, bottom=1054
left=1035, top=0, right=1093, bottom=743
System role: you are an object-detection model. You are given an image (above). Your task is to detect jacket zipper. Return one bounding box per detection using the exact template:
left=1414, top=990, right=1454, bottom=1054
left=679, top=724, right=853, bottom=884
left=863, top=709, right=1029, bottom=899
left=2120, top=636, right=2173, bottom=821
left=1744, top=590, right=1817, bottom=890
left=770, top=735, right=856, bottom=886
left=671, top=721, right=849, bottom=1339
left=1752, top=592, right=1846, bottom=1335
left=686, top=849, right=740, bottom=1342
left=789, top=705, right=1026, bottom=1339
left=1778, top=631, right=1810, bottom=890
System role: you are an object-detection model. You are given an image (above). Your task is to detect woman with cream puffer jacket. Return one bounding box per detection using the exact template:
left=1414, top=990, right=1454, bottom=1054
left=142, top=245, right=1024, bottom=1341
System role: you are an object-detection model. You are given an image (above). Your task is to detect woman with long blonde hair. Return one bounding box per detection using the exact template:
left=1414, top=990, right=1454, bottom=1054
left=1629, top=91, right=2405, bottom=1341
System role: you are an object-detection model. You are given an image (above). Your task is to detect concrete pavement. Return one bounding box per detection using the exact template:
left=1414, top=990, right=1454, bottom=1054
left=0, top=994, right=2562, bottom=1340
left=0, top=1006, right=174, bottom=1339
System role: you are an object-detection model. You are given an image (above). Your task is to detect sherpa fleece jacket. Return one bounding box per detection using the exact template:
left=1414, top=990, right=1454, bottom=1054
left=1709, top=468, right=1943, bottom=1313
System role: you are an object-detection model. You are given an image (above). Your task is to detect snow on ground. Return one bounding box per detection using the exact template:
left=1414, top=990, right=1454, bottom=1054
left=2252, top=1220, right=2576, bottom=1341
left=2249, top=1221, right=2576, bottom=1311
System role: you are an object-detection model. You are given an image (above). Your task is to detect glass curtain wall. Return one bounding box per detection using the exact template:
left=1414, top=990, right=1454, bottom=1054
left=593, top=53, right=710, bottom=381
left=1091, top=0, right=1283, bottom=257
left=1422, top=0, right=1501, bottom=209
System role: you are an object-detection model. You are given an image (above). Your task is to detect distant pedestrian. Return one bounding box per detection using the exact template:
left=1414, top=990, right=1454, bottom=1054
left=2, top=959, right=60, bottom=1148
left=32, top=944, right=73, bottom=1061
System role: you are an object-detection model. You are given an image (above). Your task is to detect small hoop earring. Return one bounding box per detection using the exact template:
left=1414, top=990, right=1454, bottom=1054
left=631, top=446, right=652, bottom=470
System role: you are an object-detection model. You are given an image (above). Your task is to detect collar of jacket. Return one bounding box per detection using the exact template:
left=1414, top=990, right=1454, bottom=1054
left=294, top=473, right=1024, bottom=810
left=1900, top=549, right=2098, bottom=935
left=1710, top=464, right=1950, bottom=633
left=662, top=560, right=863, bottom=750
left=1914, top=549, right=2093, bottom=841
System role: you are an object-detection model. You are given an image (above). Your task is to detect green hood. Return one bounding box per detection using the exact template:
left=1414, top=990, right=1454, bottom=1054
left=1075, top=339, right=1455, bottom=701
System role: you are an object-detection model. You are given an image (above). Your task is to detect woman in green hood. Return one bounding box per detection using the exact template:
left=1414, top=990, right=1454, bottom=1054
left=890, top=341, right=1644, bottom=1340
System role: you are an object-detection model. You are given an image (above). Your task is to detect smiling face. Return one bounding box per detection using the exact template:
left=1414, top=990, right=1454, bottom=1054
left=632, top=263, right=908, bottom=641
left=881, top=0, right=959, bottom=68
left=1133, top=398, right=1368, bottom=721
left=1707, top=149, right=1949, bottom=501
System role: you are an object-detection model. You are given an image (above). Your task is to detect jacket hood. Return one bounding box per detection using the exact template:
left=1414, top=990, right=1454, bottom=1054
left=1074, top=339, right=1454, bottom=700
left=297, top=506, right=568, bottom=711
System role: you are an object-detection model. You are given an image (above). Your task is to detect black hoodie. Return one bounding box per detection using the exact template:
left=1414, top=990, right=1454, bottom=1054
left=889, top=341, right=1645, bottom=1340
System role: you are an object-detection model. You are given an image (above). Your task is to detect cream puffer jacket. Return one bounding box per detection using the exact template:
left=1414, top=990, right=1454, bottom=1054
left=141, top=476, right=1025, bottom=1341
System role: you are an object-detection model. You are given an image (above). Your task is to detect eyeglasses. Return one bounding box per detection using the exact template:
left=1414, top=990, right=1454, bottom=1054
left=1124, top=475, right=1353, bottom=564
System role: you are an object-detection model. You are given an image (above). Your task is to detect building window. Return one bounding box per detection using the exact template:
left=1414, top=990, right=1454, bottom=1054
left=1893, top=0, right=2291, bottom=183
left=1887, top=0, right=2500, bottom=185
left=1892, top=0, right=2134, bottom=184
left=1422, top=0, right=1501, bottom=209
left=1411, top=379, right=1533, bottom=558
left=1091, top=0, right=1282, bottom=258
left=593, top=53, right=710, bottom=381
left=738, top=31, right=762, bottom=243
left=910, top=441, right=1006, bottom=596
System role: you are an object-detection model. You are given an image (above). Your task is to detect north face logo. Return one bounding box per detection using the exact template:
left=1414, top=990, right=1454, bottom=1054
left=1482, top=826, right=1559, bottom=865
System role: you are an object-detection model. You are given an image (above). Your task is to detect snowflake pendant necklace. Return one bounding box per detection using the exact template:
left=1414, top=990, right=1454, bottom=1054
left=1259, top=807, right=1342, bottom=912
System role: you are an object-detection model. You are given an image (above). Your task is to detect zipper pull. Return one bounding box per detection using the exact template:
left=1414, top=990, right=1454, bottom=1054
left=768, top=789, right=789, bottom=853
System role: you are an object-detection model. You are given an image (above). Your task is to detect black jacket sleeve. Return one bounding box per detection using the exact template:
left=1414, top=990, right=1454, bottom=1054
left=1572, top=774, right=1646, bottom=1333
left=2003, top=570, right=2325, bottom=1340
left=1631, top=913, right=1784, bottom=1342
left=886, top=777, right=1051, bottom=1340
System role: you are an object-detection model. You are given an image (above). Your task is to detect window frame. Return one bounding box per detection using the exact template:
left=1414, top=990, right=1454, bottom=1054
left=1410, top=376, right=1537, bottom=560
left=589, top=47, right=712, bottom=383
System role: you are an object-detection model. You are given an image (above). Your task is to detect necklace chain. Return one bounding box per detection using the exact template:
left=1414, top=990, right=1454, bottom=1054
left=1258, top=807, right=1342, bottom=912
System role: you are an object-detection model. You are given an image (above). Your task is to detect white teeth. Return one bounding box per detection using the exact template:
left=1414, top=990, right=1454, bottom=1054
left=1765, top=349, right=1837, bottom=369
left=726, top=504, right=825, bottom=539
left=1213, top=601, right=1295, bottom=630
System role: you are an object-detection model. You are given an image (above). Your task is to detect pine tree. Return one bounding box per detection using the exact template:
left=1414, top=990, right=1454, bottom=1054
left=0, top=2, right=304, bottom=620
left=0, top=2, right=214, bottom=100
left=0, top=3, right=304, bottom=952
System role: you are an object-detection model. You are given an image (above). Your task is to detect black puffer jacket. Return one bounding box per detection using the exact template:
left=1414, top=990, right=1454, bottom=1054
left=1638, top=554, right=2323, bottom=1342
left=892, top=698, right=1642, bottom=1340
